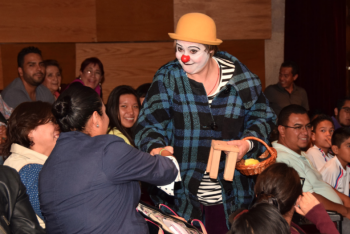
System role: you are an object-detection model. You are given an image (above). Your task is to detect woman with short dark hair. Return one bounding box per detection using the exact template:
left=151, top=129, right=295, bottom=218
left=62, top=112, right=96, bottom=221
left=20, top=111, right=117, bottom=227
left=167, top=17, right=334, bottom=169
left=3, top=101, right=59, bottom=228
left=65, top=57, right=104, bottom=97
left=39, top=84, right=177, bottom=234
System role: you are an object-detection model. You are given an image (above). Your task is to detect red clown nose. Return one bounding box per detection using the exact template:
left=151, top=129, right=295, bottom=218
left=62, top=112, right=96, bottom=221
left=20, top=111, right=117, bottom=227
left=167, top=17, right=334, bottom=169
left=181, top=55, right=190, bottom=63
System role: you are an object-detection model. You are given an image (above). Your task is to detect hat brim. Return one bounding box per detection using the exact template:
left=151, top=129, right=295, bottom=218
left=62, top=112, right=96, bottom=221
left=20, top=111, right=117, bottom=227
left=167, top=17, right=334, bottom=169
left=168, top=33, right=222, bottom=45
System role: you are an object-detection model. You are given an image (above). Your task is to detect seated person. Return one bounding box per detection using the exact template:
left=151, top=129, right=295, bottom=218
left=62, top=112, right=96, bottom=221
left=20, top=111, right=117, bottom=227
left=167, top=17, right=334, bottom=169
left=306, top=115, right=335, bottom=171
left=228, top=203, right=290, bottom=234
left=66, top=57, right=104, bottom=97
left=274, top=104, right=350, bottom=224
left=253, top=163, right=338, bottom=234
left=320, top=128, right=350, bottom=196
left=3, top=101, right=59, bottom=228
left=332, top=97, right=350, bottom=130
left=1, top=47, right=55, bottom=109
left=42, top=59, right=62, bottom=99
left=0, top=165, right=45, bottom=234
left=106, top=85, right=141, bottom=146
left=136, top=83, right=151, bottom=105
left=264, top=61, right=309, bottom=116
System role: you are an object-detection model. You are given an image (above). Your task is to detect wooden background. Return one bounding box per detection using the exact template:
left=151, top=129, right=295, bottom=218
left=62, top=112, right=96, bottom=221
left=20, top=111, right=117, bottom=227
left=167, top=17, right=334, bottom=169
left=0, top=0, right=271, bottom=103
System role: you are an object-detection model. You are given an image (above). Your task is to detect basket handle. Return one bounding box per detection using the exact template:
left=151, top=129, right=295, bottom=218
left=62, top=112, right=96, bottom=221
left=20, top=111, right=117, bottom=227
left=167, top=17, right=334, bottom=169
left=242, top=136, right=274, bottom=156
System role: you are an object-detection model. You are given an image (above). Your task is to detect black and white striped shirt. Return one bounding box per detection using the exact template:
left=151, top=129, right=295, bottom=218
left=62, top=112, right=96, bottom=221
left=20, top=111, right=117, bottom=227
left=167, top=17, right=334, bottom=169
left=197, top=57, right=253, bottom=206
left=197, top=57, right=235, bottom=205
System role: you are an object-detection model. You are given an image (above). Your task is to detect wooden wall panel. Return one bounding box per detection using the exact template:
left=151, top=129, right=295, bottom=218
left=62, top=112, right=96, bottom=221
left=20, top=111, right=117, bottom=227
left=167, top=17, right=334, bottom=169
left=76, top=40, right=265, bottom=103
left=174, top=0, right=271, bottom=40
left=220, top=40, right=265, bottom=88
left=1, top=44, right=76, bottom=88
left=0, top=47, right=3, bottom=90
left=76, top=42, right=175, bottom=103
left=0, top=0, right=96, bottom=43
left=96, top=0, right=174, bottom=42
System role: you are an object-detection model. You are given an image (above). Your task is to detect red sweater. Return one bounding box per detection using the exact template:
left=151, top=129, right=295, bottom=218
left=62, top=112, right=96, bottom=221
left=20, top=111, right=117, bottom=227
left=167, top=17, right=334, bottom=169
left=291, top=204, right=339, bottom=234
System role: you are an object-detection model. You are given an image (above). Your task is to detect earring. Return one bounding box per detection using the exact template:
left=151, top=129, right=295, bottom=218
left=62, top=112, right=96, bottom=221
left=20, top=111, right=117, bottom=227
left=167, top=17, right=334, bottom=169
left=96, top=124, right=99, bottom=128
left=58, top=86, right=61, bottom=91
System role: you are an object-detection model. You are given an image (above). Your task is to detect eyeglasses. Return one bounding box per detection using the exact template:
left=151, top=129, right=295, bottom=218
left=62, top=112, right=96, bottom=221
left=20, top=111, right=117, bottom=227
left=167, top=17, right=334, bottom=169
left=84, top=70, right=102, bottom=78
left=282, top=124, right=312, bottom=131
left=341, top=107, right=350, bottom=114
left=300, top=177, right=305, bottom=188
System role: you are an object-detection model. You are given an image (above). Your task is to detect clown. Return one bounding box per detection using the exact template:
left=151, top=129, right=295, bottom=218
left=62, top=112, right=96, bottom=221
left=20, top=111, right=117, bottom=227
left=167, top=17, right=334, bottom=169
left=135, top=13, right=276, bottom=233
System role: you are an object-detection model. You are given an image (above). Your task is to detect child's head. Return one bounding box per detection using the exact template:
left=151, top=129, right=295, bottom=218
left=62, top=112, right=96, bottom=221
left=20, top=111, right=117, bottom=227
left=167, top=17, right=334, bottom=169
left=332, top=127, right=350, bottom=166
left=311, top=115, right=334, bottom=149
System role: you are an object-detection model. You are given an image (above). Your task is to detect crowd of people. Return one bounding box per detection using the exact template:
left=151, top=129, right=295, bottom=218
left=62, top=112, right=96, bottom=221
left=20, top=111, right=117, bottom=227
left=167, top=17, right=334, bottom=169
left=0, top=12, right=349, bottom=234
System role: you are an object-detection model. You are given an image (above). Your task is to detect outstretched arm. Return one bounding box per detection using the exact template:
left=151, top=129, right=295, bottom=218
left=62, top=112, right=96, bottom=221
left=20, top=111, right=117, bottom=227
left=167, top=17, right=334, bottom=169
left=312, top=193, right=350, bottom=219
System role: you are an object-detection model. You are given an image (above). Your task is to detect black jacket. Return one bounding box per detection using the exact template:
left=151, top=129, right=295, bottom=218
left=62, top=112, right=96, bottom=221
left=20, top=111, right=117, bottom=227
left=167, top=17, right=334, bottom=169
left=0, top=165, right=45, bottom=234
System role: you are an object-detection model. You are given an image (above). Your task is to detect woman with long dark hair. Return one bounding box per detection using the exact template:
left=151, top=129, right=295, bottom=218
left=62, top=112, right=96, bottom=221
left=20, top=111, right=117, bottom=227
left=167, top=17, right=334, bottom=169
left=106, top=85, right=141, bottom=146
left=253, top=163, right=338, bottom=234
left=39, top=84, right=177, bottom=234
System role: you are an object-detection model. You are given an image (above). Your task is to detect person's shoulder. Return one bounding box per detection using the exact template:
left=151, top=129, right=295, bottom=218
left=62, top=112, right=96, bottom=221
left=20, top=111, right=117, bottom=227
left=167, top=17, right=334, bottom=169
left=0, top=165, right=19, bottom=177
left=264, top=84, right=279, bottom=93
left=2, top=78, right=24, bottom=94
left=294, top=84, right=307, bottom=93
left=306, top=146, right=320, bottom=155
left=320, top=157, right=338, bottom=172
left=37, top=84, right=55, bottom=100
left=156, top=59, right=181, bottom=74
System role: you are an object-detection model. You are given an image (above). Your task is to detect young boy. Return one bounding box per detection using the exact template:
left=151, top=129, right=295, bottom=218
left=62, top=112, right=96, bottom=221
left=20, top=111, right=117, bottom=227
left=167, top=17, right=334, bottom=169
left=306, top=115, right=335, bottom=171
left=320, top=127, right=350, bottom=196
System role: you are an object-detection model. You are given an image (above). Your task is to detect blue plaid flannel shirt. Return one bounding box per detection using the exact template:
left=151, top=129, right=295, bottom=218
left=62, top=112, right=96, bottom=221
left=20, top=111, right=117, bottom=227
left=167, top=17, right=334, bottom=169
left=134, top=51, right=276, bottom=227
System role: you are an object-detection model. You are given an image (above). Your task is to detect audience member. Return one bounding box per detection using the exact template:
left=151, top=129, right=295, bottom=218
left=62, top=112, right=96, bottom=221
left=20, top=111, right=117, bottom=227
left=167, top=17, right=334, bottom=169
left=333, top=97, right=350, bottom=129
left=135, top=13, right=276, bottom=233
left=320, top=128, right=350, bottom=196
left=42, top=59, right=62, bottom=99
left=228, top=203, right=290, bottom=234
left=274, top=104, right=350, bottom=232
left=0, top=165, right=45, bottom=234
left=39, top=84, right=177, bottom=234
left=67, top=57, right=104, bottom=97
left=309, top=109, right=327, bottom=122
left=0, top=95, right=13, bottom=151
left=1, top=47, right=55, bottom=108
left=136, top=83, right=151, bottom=105
left=2, top=101, right=59, bottom=228
left=254, top=163, right=339, bottom=234
left=106, top=85, right=140, bottom=146
left=264, top=61, right=309, bottom=116
left=306, top=115, right=335, bottom=171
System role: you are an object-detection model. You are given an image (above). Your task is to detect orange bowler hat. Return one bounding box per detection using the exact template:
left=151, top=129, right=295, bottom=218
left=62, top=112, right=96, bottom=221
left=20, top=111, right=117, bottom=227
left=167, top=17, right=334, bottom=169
left=169, top=13, right=223, bottom=45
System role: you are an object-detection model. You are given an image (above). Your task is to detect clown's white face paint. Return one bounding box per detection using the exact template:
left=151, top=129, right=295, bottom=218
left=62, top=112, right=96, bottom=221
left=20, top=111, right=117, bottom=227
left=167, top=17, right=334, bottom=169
left=175, top=40, right=211, bottom=75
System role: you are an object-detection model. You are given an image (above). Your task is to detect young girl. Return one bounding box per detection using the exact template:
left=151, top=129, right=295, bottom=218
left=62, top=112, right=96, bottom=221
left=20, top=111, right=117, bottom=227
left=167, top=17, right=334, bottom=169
left=306, top=115, right=335, bottom=171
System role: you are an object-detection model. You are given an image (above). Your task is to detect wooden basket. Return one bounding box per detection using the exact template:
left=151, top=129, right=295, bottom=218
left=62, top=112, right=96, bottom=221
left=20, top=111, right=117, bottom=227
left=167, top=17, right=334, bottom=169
left=236, top=136, right=277, bottom=176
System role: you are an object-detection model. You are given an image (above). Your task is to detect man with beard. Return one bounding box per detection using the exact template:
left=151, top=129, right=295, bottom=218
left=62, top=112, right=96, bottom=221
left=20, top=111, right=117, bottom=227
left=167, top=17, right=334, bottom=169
left=2, top=47, right=55, bottom=108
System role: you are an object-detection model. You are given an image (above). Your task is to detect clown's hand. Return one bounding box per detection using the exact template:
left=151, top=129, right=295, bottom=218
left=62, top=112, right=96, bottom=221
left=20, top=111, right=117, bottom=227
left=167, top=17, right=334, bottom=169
left=226, top=140, right=250, bottom=161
